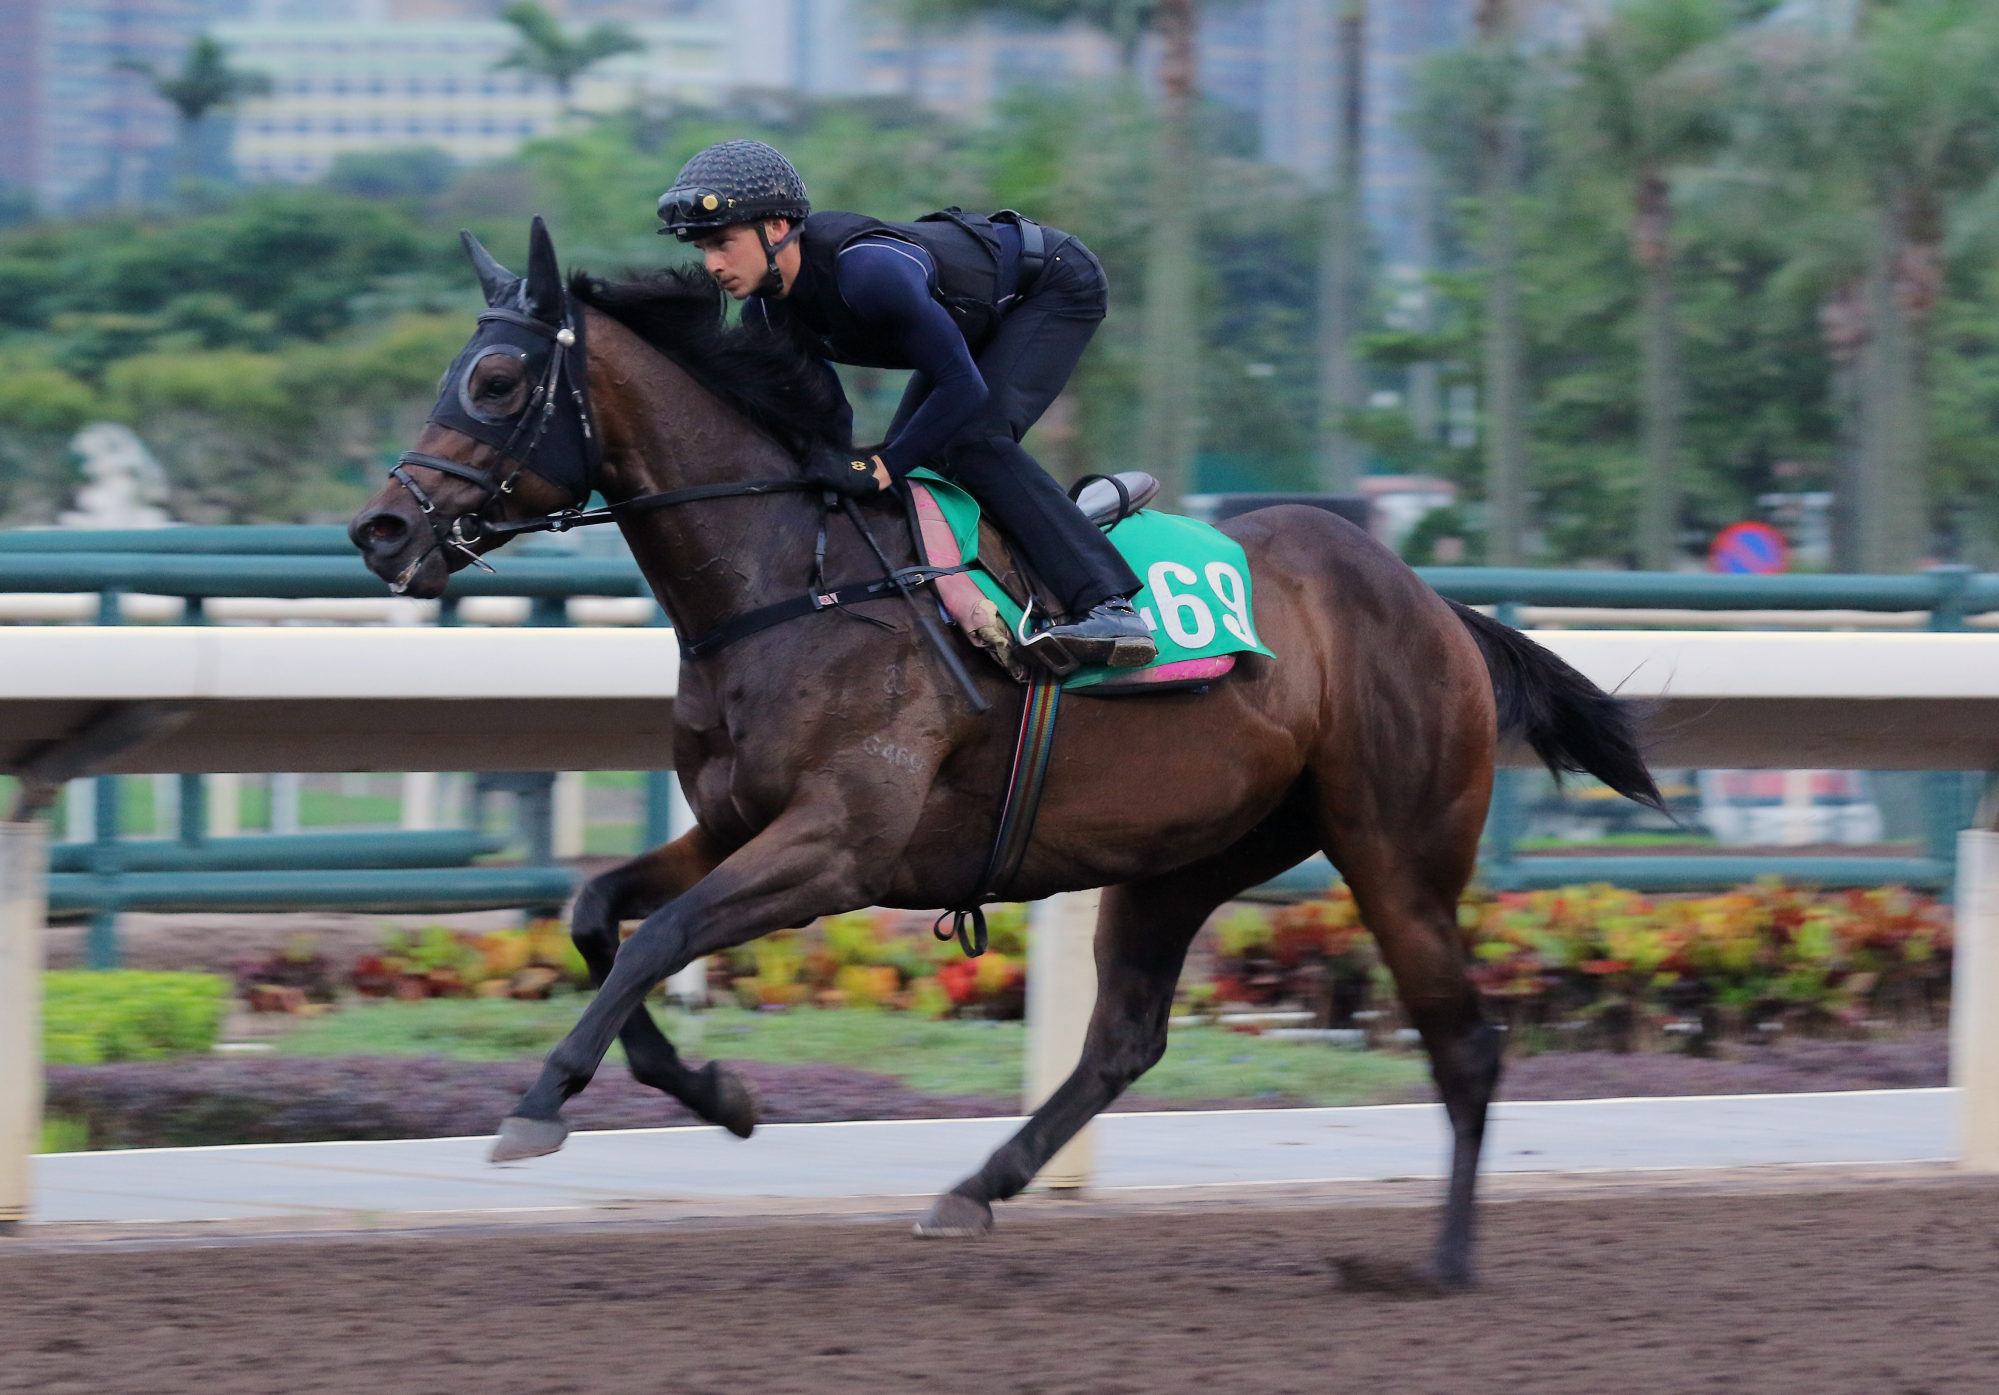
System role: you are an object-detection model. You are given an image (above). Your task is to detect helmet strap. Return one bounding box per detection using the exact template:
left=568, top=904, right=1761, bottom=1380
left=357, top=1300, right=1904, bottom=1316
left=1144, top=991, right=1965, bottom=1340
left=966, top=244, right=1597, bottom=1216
left=751, top=220, right=805, bottom=298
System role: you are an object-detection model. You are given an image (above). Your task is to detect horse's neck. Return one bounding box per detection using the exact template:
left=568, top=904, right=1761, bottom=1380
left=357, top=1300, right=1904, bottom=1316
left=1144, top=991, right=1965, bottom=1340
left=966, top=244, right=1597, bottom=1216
left=592, top=337, right=840, bottom=640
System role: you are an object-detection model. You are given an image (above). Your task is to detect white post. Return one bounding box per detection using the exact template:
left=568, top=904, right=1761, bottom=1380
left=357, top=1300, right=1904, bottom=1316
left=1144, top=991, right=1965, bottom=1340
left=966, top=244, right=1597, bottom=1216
left=64, top=780, right=93, bottom=845
left=152, top=773, right=177, bottom=836
left=1780, top=769, right=1815, bottom=847
left=1, top=822, right=48, bottom=1230
left=1025, top=889, right=1101, bottom=1190
left=270, top=773, right=302, bottom=836
left=1954, top=830, right=1999, bottom=1169
left=400, top=772, right=438, bottom=831
left=208, top=773, right=241, bottom=837
left=664, top=779, right=707, bottom=1003
left=552, top=772, right=588, bottom=858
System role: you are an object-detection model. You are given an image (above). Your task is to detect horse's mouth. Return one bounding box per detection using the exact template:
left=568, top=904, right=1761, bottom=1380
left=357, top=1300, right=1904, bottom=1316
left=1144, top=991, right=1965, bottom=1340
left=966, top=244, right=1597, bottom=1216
left=380, top=548, right=448, bottom=600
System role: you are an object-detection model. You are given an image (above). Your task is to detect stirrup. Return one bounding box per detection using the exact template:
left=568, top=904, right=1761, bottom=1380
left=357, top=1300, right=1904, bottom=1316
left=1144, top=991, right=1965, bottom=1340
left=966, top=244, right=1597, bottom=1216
left=1016, top=597, right=1082, bottom=677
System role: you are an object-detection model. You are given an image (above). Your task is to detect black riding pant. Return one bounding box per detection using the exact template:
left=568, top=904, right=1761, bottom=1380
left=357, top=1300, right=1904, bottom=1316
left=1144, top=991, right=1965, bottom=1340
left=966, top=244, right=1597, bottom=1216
left=888, top=231, right=1141, bottom=616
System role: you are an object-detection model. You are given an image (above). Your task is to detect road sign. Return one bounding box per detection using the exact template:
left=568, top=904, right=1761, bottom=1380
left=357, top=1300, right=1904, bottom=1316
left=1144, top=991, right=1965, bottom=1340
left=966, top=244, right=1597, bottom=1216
left=1709, top=520, right=1790, bottom=575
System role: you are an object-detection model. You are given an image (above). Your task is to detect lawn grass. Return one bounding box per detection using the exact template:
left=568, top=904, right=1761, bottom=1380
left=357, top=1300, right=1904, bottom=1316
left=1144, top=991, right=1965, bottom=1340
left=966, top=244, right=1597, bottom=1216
left=271, top=998, right=1428, bottom=1107
left=40, top=1116, right=90, bottom=1153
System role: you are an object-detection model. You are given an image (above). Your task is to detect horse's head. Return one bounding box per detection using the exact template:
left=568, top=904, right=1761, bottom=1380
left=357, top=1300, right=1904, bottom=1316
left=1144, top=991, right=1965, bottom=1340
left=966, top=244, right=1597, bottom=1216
left=350, top=217, right=600, bottom=598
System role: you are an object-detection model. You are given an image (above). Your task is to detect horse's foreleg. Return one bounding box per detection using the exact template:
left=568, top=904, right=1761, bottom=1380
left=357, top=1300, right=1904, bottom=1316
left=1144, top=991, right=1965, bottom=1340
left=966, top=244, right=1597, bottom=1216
left=916, top=812, right=1315, bottom=1236
left=494, top=818, right=867, bottom=1162
left=568, top=827, right=755, bottom=1137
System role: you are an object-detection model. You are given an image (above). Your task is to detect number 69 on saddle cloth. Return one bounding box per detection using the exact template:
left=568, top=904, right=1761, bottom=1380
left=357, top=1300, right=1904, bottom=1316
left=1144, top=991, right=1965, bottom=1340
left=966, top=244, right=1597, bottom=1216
left=903, top=466, right=1275, bottom=693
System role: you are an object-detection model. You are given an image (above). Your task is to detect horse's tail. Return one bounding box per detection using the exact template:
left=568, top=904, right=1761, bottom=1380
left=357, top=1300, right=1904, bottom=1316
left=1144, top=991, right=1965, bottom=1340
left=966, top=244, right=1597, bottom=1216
left=1447, top=599, right=1668, bottom=813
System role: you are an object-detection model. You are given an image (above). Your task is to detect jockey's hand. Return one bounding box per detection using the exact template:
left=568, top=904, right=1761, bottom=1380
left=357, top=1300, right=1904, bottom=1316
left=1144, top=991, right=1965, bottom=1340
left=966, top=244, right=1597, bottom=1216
left=805, top=442, right=891, bottom=497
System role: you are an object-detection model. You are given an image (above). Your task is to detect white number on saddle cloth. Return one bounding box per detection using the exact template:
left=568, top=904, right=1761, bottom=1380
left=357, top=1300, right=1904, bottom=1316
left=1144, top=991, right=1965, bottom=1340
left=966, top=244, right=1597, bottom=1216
left=1146, top=560, right=1217, bottom=648
left=1205, top=561, right=1257, bottom=646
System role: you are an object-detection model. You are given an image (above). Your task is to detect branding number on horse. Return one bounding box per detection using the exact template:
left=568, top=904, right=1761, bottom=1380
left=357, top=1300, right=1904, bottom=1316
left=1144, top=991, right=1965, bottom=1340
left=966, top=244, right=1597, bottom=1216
left=861, top=735, right=922, bottom=771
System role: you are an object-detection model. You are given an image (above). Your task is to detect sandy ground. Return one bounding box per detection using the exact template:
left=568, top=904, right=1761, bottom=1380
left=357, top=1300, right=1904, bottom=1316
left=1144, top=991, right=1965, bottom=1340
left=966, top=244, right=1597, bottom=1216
left=3, top=1172, right=1997, bottom=1394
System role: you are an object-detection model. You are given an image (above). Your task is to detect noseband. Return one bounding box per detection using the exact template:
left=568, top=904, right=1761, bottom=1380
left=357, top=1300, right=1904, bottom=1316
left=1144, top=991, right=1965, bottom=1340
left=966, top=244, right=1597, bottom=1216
left=390, top=301, right=602, bottom=573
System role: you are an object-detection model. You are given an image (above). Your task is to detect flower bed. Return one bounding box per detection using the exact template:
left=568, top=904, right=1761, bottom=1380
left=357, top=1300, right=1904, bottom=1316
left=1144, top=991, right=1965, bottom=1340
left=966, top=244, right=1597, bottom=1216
left=714, top=906, right=1028, bottom=1018
left=1208, top=881, right=1952, bottom=1052
left=209, top=881, right=1954, bottom=1054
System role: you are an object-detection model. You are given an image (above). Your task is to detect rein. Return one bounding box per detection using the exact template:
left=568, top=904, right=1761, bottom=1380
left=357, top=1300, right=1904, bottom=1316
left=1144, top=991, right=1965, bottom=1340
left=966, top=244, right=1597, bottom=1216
left=390, top=289, right=989, bottom=713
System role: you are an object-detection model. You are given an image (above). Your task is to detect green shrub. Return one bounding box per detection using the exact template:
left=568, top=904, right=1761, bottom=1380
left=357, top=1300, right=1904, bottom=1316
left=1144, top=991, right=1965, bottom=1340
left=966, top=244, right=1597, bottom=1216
left=42, top=970, right=229, bottom=1064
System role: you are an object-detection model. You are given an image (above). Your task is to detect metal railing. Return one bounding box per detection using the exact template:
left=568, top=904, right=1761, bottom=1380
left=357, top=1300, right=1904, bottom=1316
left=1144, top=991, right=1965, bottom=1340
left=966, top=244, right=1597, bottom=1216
left=5, top=527, right=1988, bottom=923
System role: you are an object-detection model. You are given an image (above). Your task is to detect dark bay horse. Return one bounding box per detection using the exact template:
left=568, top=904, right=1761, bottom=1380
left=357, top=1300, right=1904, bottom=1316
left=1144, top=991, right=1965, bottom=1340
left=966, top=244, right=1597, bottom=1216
left=350, top=220, right=1662, bottom=1285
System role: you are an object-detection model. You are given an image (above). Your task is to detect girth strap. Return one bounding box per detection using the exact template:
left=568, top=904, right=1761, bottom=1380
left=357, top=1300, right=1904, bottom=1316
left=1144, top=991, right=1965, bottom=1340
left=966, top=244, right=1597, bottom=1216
left=935, top=673, right=1063, bottom=957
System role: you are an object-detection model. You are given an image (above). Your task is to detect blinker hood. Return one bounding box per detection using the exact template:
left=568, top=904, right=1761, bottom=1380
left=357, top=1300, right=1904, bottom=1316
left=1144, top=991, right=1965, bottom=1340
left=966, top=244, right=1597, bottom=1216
left=418, top=220, right=597, bottom=503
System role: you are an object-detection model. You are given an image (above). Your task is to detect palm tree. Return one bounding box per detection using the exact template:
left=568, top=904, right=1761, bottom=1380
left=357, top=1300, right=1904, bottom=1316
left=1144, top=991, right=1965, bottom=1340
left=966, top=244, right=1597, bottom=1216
left=1318, top=0, right=1368, bottom=494
left=1744, top=0, right=1999, bottom=570
left=1135, top=0, right=1200, bottom=507
left=116, top=36, right=270, bottom=191
left=1474, top=0, right=1530, bottom=566
left=1565, top=0, right=1732, bottom=569
left=494, top=1, right=644, bottom=110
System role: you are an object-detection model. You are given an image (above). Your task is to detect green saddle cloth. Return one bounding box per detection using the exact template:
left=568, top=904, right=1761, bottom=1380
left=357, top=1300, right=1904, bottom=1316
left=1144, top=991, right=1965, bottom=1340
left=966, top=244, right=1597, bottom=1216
left=906, top=467, right=1275, bottom=691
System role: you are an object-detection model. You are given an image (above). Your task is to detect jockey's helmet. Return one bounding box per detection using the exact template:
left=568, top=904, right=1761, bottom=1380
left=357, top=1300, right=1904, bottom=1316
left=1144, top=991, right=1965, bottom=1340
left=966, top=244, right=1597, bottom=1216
left=657, top=140, right=811, bottom=241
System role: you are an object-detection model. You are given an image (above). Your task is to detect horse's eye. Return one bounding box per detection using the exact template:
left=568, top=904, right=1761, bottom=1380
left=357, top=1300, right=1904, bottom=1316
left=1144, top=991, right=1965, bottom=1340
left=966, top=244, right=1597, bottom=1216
left=477, top=373, right=518, bottom=398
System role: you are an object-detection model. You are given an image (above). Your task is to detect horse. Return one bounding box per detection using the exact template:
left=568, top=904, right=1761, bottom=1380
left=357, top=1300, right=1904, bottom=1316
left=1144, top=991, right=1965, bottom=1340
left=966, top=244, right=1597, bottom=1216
left=349, top=219, right=1663, bottom=1286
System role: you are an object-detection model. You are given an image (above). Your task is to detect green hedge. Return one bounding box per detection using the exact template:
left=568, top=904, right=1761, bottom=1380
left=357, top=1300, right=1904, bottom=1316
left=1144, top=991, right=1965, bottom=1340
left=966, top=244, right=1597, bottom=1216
left=43, top=971, right=229, bottom=1065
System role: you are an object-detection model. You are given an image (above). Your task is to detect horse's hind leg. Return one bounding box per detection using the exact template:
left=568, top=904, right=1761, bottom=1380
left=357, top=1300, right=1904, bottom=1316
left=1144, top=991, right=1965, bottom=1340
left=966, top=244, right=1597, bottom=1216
left=915, top=808, right=1314, bottom=1236
left=1326, top=815, right=1501, bottom=1287
left=567, top=826, right=756, bottom=1138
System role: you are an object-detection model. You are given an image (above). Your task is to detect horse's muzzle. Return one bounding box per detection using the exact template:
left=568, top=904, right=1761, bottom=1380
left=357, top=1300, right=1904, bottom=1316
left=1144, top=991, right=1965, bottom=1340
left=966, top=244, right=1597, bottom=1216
left=349, top=504, right=449, bottom=598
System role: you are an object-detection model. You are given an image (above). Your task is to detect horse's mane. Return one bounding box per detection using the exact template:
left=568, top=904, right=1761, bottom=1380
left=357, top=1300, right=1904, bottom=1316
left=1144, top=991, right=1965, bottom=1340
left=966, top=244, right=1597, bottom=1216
left=568, top=266, right=849, bottom=458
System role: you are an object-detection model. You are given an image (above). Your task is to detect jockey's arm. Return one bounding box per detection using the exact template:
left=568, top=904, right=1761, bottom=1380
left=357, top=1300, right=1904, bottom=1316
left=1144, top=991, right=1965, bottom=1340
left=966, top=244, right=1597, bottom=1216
left=835, top=240, right=989, bottom=477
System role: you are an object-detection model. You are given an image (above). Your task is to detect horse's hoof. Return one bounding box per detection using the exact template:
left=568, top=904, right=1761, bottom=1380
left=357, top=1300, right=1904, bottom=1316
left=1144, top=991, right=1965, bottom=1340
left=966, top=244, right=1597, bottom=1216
left=912, top=1193, right=993, bottom=1239
left=489, top=1115, right=570, bottom=1163
left=704, top=1061, right=758, bottom=1139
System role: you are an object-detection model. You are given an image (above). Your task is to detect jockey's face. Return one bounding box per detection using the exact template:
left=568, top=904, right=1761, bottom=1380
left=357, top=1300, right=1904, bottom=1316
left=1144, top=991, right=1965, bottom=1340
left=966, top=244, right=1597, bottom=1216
left=692, top=219, right=798, bottom=299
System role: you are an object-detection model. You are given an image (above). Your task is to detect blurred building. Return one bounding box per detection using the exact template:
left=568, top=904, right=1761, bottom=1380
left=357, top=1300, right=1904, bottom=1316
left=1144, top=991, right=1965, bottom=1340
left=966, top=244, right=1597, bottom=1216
left=215, top=2, right=729, bottom=181
left=0, top=0, right=1567, bottom=246
left=0, top=0, right=212, bottom=212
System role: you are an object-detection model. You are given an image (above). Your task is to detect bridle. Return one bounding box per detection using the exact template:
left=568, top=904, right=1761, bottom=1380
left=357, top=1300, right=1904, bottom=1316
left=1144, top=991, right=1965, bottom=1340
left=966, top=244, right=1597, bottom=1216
left=387, top=285, right=989, bottom=712
left=390, top=299, right=605, bottom=573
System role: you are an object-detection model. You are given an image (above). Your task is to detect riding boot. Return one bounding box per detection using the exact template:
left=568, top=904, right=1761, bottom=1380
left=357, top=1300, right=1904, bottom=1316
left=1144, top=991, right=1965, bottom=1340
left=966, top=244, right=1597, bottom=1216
left=1033, top=598, right=1157, bottom=668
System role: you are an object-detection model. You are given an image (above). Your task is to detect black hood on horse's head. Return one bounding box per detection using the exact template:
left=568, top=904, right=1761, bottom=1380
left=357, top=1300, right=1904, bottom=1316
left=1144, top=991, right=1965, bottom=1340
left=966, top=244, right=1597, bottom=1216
left=461, top=216, right=565, bottom=324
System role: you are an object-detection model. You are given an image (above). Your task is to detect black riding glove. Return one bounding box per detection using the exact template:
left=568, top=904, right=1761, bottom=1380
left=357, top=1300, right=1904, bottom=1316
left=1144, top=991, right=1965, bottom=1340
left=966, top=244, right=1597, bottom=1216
left=805, top=442, right=889, bottom=498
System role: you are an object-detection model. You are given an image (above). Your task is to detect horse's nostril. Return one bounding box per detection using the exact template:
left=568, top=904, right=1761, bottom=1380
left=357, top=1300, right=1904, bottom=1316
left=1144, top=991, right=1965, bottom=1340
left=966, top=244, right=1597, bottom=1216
left=365, top=514, right=407, bottom=545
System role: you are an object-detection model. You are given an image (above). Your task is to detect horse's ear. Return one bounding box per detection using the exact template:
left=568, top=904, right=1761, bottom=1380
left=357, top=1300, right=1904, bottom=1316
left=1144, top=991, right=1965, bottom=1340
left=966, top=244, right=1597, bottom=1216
left=524, top=216, right=562, bottom=324
left=460, top=230, right=516, bottom=306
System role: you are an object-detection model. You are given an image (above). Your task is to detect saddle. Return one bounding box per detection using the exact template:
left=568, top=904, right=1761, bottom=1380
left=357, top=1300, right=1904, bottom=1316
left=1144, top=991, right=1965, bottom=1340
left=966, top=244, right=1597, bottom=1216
left=908, top=470, right=1244, bottom=694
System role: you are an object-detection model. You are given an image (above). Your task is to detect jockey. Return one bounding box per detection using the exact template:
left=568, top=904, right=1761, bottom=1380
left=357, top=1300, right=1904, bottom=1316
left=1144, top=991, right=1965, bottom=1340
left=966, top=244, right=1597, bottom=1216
left=657, top=139, right=1157, bottom=670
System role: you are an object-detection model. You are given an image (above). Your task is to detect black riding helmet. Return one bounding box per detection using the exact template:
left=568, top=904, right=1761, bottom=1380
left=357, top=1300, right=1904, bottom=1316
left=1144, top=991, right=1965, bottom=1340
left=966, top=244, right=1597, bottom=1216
left=657, top=140, right=811, bottom=297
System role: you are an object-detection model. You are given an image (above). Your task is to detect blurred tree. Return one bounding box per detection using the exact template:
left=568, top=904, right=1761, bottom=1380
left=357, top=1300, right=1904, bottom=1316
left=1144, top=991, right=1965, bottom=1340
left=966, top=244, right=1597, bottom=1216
left=1564, top=0, right=1733, bottom=568
left=1742, top=0, right=1999, bottom=569
left=1138, top=0, right=1201, bottom=506
left=0, top=349, right=102, bottom=525
left=883, top=0, right=1199, bottom=504
left=494, top=1, right=644, bottom=111
left=1473, top=0, right=1531, bottom=564
left=1318, top=0, right=1368, bottom=494
left=115, top=36, right=270, bottom=194
left=323, top=148, right=459, bottom=204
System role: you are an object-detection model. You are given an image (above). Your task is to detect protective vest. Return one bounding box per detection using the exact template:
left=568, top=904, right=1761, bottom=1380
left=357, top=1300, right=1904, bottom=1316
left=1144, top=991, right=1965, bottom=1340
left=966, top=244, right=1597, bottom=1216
left=778, top=209, right=1013, bottom=366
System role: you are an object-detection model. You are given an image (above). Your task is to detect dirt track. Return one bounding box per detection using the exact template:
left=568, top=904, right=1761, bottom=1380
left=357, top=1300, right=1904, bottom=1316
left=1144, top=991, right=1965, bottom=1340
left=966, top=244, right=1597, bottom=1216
left=5, top=1176, right=1999, bottom=1394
